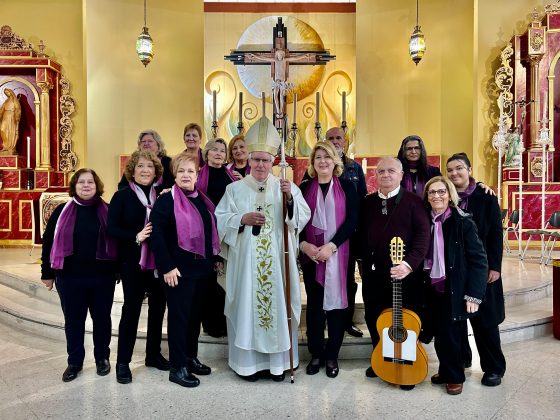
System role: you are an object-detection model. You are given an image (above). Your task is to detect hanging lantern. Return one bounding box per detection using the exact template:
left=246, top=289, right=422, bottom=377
left=409, top=0, right=426, bottom=65
left=136, top=0, right=154, bottom=67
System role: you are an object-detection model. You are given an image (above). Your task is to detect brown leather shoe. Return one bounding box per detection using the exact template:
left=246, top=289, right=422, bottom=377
left=446, top=383, right=463, bottom=395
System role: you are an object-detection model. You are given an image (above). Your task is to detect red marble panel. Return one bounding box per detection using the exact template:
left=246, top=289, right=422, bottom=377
left=0, top=51, right=33, bottom=57
left=549, top=13, right=560, bottom=30
left=49, top=171, right=66, bottom=187
left=1, top=170, right=21, bottom=189
left=0, top=156, right=24, bottom=169
left=120, top=155, right=130, bottom=174
left=503, top=168, right=520, bottom=182
left=19, top=200, right=32, bottom=231
left=0, top=200, right=10, bottom=231
left=35, top=171, right=48, bottom=189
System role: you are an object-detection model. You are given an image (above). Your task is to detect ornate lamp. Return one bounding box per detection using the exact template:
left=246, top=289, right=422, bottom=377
left=136, top=0, right=154, bottom=67
left=409, top=0, right=426, bottom=65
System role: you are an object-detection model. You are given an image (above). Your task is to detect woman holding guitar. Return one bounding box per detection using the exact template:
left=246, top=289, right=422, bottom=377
left=423, top=176, right=487, bottom=395
left=299, top=142, right=358, bottom=378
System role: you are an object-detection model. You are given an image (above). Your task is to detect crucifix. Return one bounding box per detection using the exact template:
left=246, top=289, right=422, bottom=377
left=225, top=17, right=335, bottom=132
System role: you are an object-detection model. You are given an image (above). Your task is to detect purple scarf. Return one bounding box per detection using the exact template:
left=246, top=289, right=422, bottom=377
left=424, top=207, right=452, bottom=292
left=403, top=171, right=425, bottom=197
left=50, top=196, right=117, bottom=270
left=302, top=177, right=349, bottom=309
left=457, top=177, right=477, bottom=210
left=196, top=164, right=237, bottom=194
left=172, top=184, right=220, bottom=258
left=226, top=161, right=251, bottom=176
left=129, top=181, right=157, bottom=271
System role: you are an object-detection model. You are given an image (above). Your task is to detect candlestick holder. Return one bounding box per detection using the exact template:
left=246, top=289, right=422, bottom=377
left=25, top=168, right=34, bottom=190
left=286, top=122, right=298, bottom=158
left=341, top=120, right=348, bottom=134
left=314, top=121, right=322, bottom=142
left=211, top=120, right=218, bottom=139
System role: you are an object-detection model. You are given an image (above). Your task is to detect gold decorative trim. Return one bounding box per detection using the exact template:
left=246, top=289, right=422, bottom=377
left=0, top=200, right=12, bottom=232
left=18, top=200, right=33, bottom=232
left=546, top=1, right=560, bottom=13
left=0, top=25, right=32, bottom=50
left=0, top=239, right=31, bottom=246
left=495, top=44, right=514, bottom=130
left=531, top=32, right=544, bottom=51
left=59, top=77, right=77, bottom=173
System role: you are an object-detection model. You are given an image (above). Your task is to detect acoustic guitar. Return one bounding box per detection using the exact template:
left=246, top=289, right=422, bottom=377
left=370, top=236, right=428, bottom=386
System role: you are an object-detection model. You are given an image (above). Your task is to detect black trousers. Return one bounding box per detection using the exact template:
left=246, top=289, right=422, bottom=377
left=461, top=318, right=506, bottom=376
left=164, top=271, right=209, bottom=369
left=304, top=275, right=346, bottom=361
left=345, top=256, right=358, bottom=328
left=55, top=273, right=116, bottom=366
left=201, top=271, right=226, bottom=336
left=432, top=291, right=467, bottom=384
left=116, top=263, right=166, bottom=364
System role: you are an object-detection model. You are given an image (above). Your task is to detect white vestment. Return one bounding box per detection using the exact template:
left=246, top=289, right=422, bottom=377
left=215, top=174, right=311, bottom=376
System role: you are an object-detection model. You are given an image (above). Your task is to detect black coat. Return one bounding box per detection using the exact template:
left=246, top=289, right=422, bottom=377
left=441, top=207, right=488, bottom=322
left=464, top=186, right=505, bottom=326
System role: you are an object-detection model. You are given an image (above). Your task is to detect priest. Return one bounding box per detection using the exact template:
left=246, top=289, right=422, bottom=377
left=215, top=117, right=311, bottom=382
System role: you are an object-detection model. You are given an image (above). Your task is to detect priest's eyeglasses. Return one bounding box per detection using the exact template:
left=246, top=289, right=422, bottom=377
left=250, top=157, right=273, bottom=164
left=427, top=189, right=448, bottom=197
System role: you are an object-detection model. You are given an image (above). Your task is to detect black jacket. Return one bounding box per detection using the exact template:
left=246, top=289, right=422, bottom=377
left=441, top=207, right=488, bottom=322
left=464, top=186, right=505, bottom=326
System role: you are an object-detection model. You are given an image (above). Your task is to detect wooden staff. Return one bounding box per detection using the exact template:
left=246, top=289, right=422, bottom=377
left=280, top=114, right=295, bottom=383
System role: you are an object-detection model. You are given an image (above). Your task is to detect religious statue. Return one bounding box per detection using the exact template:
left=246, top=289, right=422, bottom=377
left=504, top=128, right=522, bottom=167
left=247, top=49, right=312, bottom=118
left=0, top=88, right=22, bottom=155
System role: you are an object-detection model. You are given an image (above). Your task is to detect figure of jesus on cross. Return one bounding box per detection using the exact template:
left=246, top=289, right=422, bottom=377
left=226, top=17, right=335, bottom=129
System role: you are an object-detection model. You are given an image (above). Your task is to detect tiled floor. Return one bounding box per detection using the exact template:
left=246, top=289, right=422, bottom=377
left=0, top=318, right=559, bottom=419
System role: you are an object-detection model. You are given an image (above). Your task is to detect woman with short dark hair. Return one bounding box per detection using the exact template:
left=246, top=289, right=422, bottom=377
left=41, top=168, right=117, bottom=383
left=108, top=150, right=169, bottom=384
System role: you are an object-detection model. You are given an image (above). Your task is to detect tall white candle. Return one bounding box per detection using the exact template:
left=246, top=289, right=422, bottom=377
left=362, top=158, right=367, bottom=175
left=212, top=90, right=217, bottom=122
left=27, top=136, right=30, bottom=168
left=238, top=92, right=243, bottom=124
left=543, top=91, right=548, bottom=124
left=292, top=93, right=297, bottom=122
left=316, top=92, right=320, bottom=123
left=342, top=91, right=347, bottom=122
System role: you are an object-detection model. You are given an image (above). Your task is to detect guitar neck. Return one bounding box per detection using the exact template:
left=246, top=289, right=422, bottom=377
left=392, top=276, right=403, bottom=329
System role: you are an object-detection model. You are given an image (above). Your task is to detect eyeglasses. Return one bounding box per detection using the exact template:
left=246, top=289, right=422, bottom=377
left=405, top=146, right=421, bottom=152
left=250, top=157, right=272, bottom=164
left=427, top=189, right=448, bottom=197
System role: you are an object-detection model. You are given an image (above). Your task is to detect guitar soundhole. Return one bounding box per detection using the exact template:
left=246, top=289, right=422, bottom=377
left=389, top=326, right=408, bottom=343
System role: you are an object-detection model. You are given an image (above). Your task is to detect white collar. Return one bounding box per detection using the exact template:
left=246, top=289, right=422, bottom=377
left=378, top=186, right=400, bottom=199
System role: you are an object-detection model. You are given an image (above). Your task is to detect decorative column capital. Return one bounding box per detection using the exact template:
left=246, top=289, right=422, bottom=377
left=37, top=81, right=53, bottom=93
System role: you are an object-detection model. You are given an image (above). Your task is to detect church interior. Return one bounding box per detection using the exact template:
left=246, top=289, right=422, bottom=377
left=0, top=0, right=559, bottom=418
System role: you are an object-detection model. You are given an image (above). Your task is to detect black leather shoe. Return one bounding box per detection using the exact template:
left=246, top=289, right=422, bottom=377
left=116, top=363, right=132, bottom=384
left=306, top=358, right=323, bottom=375
left=346, top=324, right=364, bottom=338
left=270, top=372, right=285, bottom=382
left=238, top=372, right=259, bottom=382
left=431, top=373, right=445, bottom=384
left=400, top=384, right=415, bottom=390
left=463, top=361, right=472, bottom=369
left=365, top=366, right=377, bottom=378
left=96, top=359, right=111, bottom=376
left=169, top=367, right=200, bottom=388
left=145, top=353, right=170, bottom=371
left=62, top=365, right=82, bottom=382
left=481, top=372, right=502, bottom=387
left=326, top=360, right=339, bottom=378
left=186, top=357, right=211, bottom=375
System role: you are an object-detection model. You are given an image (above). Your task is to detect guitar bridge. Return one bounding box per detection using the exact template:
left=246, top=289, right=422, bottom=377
left=383, top=357, right=413, bottom=365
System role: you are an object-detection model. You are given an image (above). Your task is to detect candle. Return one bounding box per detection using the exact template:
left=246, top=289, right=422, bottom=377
left=342, top=91, right=347, bottom=122
left=238, top=92, right=243, bottom=124
left=212, top=90, right=217, bottom=122
left=316, top=92, right=320, bottom=123
left=27, top=136, right=30, bottom=168
left=292, top=93, right=297, bottom=122
left=261, top=92, right=266, bottom=116
left=361, top=158, right=367, bottom=175
left=543, top=91, right=548, bottom=123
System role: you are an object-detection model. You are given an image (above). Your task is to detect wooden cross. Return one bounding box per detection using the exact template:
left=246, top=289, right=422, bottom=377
left=225, top=17, right=335, bottom=131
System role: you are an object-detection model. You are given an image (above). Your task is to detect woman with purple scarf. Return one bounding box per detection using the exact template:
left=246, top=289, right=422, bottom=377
left=108, top=150, right=168, bottom=384
left=41, top=169, right=118, bottom=383
left=397, top=135, right=441, bottom=196
left=446, top=153, right=506, bottom=388
left=299, top=142, right=358, bottom=378
left=422, top=176, right=487, bottom=395
left=197, top=138, right=237, bottom=337
left=149, top=152, right=222, bottom=388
